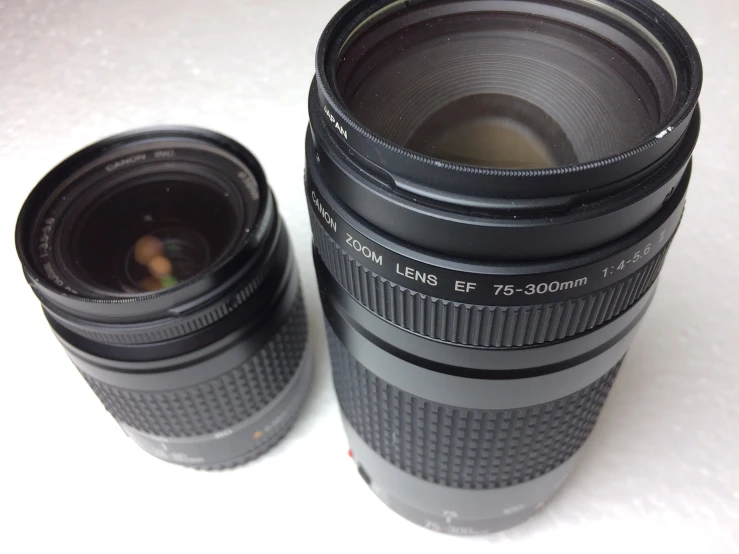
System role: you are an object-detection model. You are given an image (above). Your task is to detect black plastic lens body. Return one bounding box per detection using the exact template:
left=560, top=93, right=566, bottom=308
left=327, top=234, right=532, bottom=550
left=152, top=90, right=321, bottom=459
left=307, top=0, right=701, bottom=534
left=17, top=128, right=312, bottom=470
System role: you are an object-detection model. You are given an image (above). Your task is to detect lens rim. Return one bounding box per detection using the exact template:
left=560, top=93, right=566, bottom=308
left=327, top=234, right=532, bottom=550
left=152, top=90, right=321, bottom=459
left=16, top=127, right=274, bottom=320
left=314, top=0, right=702, bottom=202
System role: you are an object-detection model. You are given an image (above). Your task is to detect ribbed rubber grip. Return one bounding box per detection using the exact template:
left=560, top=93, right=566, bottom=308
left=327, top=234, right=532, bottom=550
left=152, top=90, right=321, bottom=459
left=82, top=296, right=308, bottom=437
left=328, top=323, right=621, bottom=489
left=312, top=214, right=668, bottom=347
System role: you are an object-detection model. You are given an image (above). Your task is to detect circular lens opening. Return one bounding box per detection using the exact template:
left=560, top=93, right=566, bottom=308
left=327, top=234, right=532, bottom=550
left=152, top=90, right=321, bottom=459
left=69, top=176, right=238, bottom=295
left=335, top=0, right=679, bottom=169
left=27, top=135, right=264, bottom=299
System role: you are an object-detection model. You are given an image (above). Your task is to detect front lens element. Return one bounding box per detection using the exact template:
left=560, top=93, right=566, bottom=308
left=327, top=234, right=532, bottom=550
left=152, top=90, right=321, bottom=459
left=336, top=2, right=677, bottom=168
left=72, top=178, right=236, bottom=294
left=32, top=137, right=260, bottom=300
left=404, top=94, right=576, bottom=168
left=126, top=227, right=212, bottom=293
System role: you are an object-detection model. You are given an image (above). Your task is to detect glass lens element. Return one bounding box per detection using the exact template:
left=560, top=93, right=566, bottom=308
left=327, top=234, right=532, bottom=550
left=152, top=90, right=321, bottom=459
left=404, top=94, right=576, bottom=168
left=70, top=179, right=237, bottom=294
left=337, top=7, right=675, bottom=169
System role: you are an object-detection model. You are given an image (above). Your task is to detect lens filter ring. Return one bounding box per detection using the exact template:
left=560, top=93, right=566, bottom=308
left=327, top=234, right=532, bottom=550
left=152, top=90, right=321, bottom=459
left=314, top=0, right=702, bottom=200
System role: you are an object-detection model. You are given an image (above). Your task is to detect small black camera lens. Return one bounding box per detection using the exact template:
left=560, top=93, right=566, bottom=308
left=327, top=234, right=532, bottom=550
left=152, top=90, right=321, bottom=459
left=16, top=127, right=313, bottom=469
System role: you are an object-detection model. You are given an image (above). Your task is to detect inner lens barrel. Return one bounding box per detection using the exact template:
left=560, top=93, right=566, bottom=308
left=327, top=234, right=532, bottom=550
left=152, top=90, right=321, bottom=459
left=17, top=127, right=313, bottom=470
left=307, top=0, right=701, bottom=534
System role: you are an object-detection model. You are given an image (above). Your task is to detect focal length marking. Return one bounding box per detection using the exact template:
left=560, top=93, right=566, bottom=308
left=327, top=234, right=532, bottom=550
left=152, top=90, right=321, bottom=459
left=493, top=278, right=588, bottom=297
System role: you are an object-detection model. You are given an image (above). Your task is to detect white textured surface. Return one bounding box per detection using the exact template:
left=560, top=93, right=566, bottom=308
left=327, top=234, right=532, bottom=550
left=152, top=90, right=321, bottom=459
left=0, top=0, right=737, bottom=552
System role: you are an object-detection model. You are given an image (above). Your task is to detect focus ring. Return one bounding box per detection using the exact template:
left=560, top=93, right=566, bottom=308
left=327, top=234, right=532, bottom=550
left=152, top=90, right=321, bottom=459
left=328, top=322, right=621, bottom=489
left=44, top=253, right=275, bottom=346
left=81, top=295, right=308, bottom=437
left=312, top=214, right=669, bottom=347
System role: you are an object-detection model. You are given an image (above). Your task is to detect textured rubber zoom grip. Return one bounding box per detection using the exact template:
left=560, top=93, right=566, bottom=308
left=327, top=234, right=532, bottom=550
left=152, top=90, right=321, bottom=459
left=312, top=214, right=668, bottom=347
left=328, top=324, right=621, bottom=489
left=83, top=296, right=308, bottom=437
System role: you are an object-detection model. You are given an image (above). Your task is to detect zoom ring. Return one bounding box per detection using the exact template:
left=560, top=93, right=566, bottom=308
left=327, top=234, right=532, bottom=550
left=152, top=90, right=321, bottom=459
left=328, top=323, right=621, bottom=489
left=82, top=295, right=307, bottom=437
left=46, top=257, right=274, bottom=346
left=312, top=214, right=669, bottom=347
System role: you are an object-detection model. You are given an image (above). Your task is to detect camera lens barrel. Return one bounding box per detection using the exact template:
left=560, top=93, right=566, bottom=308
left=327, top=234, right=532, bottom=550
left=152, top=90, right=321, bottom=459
left=17, top=127, right=312, bottom=469
left=307, top=0, right=701, bottom=534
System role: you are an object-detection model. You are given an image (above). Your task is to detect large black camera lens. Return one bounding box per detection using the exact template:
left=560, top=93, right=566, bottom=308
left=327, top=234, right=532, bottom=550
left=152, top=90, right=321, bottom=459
left=307, top=0, right=701, bottom=534
left=17, top=127, right=312, bottom=469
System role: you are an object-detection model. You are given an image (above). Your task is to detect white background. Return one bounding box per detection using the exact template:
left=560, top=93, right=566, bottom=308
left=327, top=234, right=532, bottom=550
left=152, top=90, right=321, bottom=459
left=0, top=0, right=737, bottom=552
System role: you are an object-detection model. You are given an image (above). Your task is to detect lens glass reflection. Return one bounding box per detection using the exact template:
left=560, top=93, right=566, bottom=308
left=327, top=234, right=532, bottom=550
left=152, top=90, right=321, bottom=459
left=337, top=6, right=675, bottom=168
left=71, top=179, right=237, bottom=294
